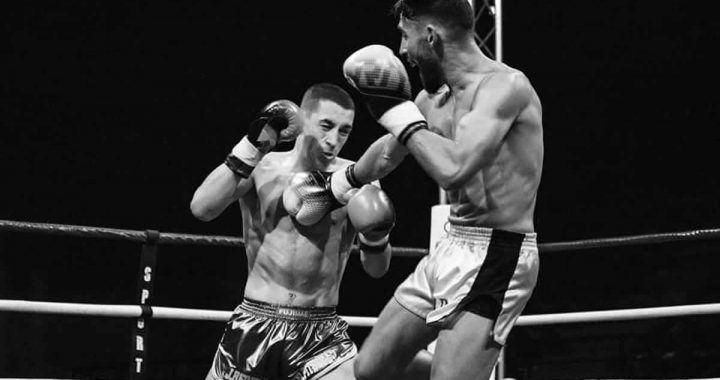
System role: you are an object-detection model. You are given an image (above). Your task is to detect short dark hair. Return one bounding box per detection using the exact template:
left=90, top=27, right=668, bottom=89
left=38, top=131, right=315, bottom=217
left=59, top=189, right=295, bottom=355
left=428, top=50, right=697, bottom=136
left=391, top=0, right=474, bottom=34
left=301, top=83, right=355, bottom=112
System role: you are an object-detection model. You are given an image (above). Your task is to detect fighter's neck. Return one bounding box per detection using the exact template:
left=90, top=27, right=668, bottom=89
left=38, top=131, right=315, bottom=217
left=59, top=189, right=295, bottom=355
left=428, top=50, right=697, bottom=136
left=442, top=42, right=495, bottom=93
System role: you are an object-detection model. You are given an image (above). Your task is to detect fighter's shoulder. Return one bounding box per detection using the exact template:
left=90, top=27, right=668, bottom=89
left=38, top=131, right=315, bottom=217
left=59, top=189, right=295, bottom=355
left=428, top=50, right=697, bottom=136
left=484, top=66, right=531, bottom=94
left=478, top=68, right=533, bottom=113
left=257, top=151, right=292, bottom=171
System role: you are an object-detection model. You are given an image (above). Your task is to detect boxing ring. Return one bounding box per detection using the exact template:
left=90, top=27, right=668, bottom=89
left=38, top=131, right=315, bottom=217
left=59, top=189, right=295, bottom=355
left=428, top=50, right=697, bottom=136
left=1, top=219, right=720, bottom=379
left=3, top=2, right=718, bottom=378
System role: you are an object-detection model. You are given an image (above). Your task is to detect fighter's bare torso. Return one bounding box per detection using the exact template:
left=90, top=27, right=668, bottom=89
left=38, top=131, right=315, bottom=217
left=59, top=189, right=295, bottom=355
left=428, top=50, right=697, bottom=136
left=417, top=62, right=543, bottom=233
left=239, top=151, right=356, bottom=307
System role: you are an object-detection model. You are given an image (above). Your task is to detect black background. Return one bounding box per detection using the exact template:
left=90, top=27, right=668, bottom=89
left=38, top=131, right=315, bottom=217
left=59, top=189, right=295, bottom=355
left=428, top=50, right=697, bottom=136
left=1, top=0, right=719, bottom=379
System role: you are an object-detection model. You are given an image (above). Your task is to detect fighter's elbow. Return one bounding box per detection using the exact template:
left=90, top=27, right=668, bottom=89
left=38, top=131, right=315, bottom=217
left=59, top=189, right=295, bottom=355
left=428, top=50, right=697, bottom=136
left=438, top=170, right=467, bottom=190
left=190, top=198, right=217, bottom=222
left=377, top=155, right=405, bottom=178
left=438, top=153, right=491, bottom=190
left=437, top=176, right=456, bottom=191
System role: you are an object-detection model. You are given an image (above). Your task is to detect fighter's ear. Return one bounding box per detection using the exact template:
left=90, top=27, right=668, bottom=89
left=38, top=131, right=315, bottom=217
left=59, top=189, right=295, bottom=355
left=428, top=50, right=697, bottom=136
left=426, top=24, right=444, bottom=57
left=425, top=24, right=437, bottom=45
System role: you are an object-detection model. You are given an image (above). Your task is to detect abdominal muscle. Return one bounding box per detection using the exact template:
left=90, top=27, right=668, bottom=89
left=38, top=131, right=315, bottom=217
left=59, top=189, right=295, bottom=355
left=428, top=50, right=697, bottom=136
left=242, top=212, right=352, bottom=307
left=447, top=173, right=536, bottom=233
left=447, top=146, right=539, bottom=233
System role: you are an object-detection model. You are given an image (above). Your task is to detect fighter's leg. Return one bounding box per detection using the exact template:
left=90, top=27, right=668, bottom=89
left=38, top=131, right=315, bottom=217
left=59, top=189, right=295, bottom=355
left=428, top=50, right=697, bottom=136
left=318, top=358, right=354, bottom=380
left=403, top=349, right=433, bottom=380
left=354, top=297, right=437, bottom=380
left=321, top=350, right=432, bottom=380
left=431, top=310, right=501, bottom=380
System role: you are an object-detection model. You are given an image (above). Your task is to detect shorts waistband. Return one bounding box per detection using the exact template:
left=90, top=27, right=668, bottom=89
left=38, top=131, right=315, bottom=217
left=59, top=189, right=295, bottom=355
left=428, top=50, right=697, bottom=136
left=239, top=298, right=337, bottom=321
left=446, top=223, right=537, bottom=245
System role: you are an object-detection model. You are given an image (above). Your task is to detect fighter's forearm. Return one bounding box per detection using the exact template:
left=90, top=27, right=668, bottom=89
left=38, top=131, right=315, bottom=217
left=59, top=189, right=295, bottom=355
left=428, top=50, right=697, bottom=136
left=353, top=134, right=408, bottom=184
left=360, top=243, right=392, bottom=278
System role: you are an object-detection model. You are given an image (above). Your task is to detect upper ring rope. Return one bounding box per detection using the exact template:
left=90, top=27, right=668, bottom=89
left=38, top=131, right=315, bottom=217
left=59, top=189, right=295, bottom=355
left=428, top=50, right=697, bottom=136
left=0, top=219, right=243, bottom=247
left=2, top=219, right=720, bottom=256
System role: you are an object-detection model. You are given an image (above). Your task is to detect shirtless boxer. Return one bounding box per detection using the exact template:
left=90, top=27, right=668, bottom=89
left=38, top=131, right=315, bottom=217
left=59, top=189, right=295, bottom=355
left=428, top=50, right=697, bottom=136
left=335, top=1, right=544, bottom=379
left=190, top=83, right=401, bottom=380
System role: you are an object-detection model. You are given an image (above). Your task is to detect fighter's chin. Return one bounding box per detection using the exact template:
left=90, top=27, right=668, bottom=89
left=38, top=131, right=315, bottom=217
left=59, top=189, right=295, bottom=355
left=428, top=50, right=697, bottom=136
left=314, top=151, right=335, bottom=167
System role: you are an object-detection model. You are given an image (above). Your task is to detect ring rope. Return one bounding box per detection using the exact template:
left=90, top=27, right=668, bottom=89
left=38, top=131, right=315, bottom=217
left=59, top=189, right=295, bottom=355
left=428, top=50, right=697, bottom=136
left=0, top=219, right=243, bottom=247
left=538, top=228, right=720, bottom=253
left=2, top=219, right=720, bottom=256
left=1, top=299, right=718, bottom=327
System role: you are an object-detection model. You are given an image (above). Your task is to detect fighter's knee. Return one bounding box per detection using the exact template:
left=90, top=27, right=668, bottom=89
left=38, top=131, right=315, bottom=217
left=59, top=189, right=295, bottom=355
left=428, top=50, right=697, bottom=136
left=353, top=353, right=369, bottom=380
left=353, top=351, right=378, bottom=380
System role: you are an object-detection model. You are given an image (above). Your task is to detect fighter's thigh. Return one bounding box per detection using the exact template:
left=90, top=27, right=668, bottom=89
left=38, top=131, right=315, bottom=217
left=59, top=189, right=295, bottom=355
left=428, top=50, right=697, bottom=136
left=317, top=358, right=354, bottom=380
left=431, top=311, right=501, bottom=380
left=355, top=297, right=437, bottom=378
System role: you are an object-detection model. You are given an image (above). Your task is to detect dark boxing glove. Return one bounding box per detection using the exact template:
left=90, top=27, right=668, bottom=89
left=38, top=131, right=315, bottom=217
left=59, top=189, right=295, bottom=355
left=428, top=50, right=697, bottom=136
left=225, top=100, right=302, bottom=177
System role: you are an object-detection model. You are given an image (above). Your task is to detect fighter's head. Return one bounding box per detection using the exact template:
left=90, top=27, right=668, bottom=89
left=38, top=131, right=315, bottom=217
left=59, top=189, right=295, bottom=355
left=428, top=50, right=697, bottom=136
left=299, top=83, right=355, bottom=167
left=391, top=0, right=475, bottom=93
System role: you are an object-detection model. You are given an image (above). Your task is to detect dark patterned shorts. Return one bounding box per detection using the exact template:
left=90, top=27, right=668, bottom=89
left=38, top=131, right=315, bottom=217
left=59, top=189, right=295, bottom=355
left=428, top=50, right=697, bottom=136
left=207, top=298, right=356, bottom=380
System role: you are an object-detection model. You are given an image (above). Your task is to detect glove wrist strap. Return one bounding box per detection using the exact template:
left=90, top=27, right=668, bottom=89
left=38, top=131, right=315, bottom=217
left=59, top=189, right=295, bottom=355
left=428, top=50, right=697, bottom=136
left=397, top=121, right=428, bottom=145
left=232, top=136, right=263, bottom=164
left=379, top=101, right=427, bottom=138
left=225, top=136, right=263, bottom=178
left=330, top=164, right=360, bottom=205
left=358, top=233, right=389, bottom=254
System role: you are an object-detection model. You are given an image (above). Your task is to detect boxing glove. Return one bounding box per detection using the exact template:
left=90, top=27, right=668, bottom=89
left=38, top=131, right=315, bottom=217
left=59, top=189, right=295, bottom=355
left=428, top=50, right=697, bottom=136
left=283, top=171, right=342, bottom=226
left=343, top=45, right=428, bottom=145
left=347, top=185, right=395, bottom=253
left=225, top=100, right=302, bottom=178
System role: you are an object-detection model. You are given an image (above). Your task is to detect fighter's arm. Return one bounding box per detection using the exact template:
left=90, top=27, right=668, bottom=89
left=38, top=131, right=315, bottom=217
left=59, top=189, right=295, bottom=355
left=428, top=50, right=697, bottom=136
left=191, top=99, right=301, bottom=221
left=328, top=134, right=408, bottom=205
left=190, top=165, right=254, bottom=221
left=351, top=133, right=408, bottom=184
left=405, top=73, right=531, bottom=189
left=360, top=240, right=392, bottom=279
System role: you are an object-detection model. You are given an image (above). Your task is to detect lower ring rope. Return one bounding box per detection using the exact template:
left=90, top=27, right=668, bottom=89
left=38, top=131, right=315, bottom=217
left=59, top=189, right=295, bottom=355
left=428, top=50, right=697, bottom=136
left=1, top=299, right=718, bottom=327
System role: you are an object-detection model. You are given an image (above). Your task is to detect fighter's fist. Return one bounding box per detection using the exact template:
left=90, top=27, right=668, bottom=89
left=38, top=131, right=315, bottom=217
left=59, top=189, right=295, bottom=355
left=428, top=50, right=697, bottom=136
left=225, top=100, right=302, bottom=178
left=347, top=185, right=395, bottom=252
left=283, top=171, right=341, bottom=226
left=247, top=99, right=302, bottom=153
left=343, top=45, right=427, bottom=145
left=343, top=45, right=411, bottom=116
